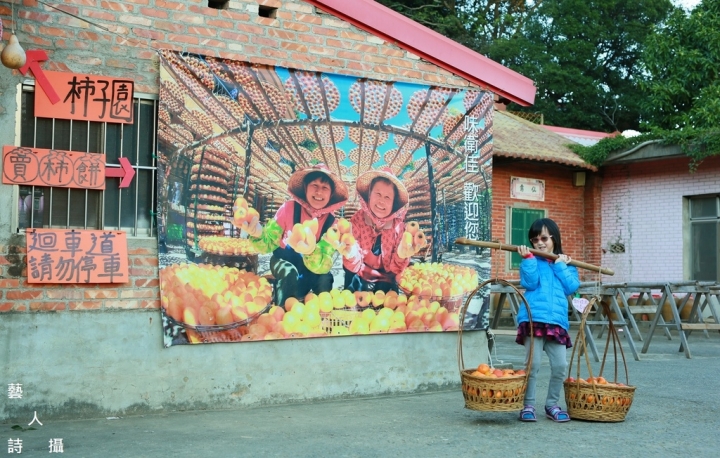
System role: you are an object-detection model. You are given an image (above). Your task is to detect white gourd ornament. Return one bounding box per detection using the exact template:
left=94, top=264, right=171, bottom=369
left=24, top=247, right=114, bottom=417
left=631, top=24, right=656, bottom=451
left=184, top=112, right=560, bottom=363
left=1, top=34, right=26, bottom=70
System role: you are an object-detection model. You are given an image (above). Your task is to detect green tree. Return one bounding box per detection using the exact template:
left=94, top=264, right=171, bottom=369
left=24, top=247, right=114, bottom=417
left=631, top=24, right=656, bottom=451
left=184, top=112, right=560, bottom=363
left=375, top=0, right=472, bottom=47
left=489, top=0, right=674, bottom=132
left=376, top=1, right=537, bottom=53
left=640, top=0, right=720, bottom=129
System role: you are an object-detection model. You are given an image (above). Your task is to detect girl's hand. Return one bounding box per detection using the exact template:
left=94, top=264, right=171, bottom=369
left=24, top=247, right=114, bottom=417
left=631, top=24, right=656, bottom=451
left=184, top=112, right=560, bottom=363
left=557, top=254, right=571, bottom=264
left=517, top=245, right=531, bottom=258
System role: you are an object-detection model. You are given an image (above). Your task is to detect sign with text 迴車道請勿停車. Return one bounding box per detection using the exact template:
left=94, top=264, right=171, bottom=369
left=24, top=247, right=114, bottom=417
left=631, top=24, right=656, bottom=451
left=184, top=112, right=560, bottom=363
left=34, top=71, right=134, bottom=124
left=26, top=229, right=129, bottom=284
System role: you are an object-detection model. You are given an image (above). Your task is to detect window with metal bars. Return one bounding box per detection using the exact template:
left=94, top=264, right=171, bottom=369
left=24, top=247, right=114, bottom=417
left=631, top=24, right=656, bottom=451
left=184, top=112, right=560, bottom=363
left=689, top=195, right=719, bottom=282
left=16, top=85, right=158, bottom=238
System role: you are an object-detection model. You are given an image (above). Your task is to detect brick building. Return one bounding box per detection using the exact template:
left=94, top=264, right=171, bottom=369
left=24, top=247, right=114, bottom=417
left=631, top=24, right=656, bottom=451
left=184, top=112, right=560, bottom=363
left=0, top=0, right=550, bottom=421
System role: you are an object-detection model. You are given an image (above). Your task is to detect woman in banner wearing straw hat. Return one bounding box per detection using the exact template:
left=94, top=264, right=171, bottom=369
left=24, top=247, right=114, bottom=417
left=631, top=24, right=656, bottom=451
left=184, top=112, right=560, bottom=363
left=236, top=164, right=349, bottom=308
left=343, top=168, right=423, bottom=293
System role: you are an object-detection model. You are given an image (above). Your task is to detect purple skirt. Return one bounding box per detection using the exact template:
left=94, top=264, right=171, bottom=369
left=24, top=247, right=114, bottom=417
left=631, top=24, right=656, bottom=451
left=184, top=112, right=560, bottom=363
left=516, top=321, right=572, bottom=348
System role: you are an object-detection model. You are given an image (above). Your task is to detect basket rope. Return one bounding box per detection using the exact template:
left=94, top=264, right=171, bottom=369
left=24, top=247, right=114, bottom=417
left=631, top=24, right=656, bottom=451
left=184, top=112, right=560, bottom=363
left=565, top=295, right=636, bottom=421
left=457, top=278, right=533, bottom=412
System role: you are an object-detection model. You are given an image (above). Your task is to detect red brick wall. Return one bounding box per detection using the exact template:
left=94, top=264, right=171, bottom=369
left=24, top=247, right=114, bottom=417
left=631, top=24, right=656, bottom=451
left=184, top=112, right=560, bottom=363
left=0, top=0, right=480, bottom=314
left=1, top=0, right=472, bottom=93
left=490, top=158, right=600, bottom=281
left=0, top=238, right=159, bottom=312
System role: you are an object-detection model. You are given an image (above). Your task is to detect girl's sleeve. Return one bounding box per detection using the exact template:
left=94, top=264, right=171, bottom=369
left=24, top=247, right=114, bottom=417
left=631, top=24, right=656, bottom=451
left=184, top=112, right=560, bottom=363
left=553, top=263, right=581, bottom=295
left=519, top=257, right=540, bottom=290
left=303, top=239, right=335, bottom=274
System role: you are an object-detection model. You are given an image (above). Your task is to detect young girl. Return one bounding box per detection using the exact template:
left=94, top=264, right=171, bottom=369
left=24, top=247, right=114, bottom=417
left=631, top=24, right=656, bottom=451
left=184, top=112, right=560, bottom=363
left=516, top=218, right=580, bottom=422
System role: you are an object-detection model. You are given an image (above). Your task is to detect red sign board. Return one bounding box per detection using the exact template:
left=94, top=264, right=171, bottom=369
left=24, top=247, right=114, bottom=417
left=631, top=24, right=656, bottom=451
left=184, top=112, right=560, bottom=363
left=26, top=229, right=129, bottom=284
left=34, top=71, right=134, bottom=124
left=2, top=146, right=107, bottom=189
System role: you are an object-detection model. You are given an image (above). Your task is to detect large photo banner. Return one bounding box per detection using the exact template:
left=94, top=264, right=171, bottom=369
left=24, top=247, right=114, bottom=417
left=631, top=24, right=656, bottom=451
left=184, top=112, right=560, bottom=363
left=157, top=50, right=493, bottom=346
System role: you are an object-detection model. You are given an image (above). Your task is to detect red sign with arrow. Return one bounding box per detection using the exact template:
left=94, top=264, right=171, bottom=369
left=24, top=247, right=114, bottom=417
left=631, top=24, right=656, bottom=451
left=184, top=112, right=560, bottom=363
left=105, top=157, right=136, bottom=189
left=18, top=50, right=60, bottom=105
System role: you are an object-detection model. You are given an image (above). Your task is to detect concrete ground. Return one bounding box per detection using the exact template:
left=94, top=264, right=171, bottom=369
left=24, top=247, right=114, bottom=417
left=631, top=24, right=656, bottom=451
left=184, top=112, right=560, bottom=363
left=4, top=329, right=720, bottom=457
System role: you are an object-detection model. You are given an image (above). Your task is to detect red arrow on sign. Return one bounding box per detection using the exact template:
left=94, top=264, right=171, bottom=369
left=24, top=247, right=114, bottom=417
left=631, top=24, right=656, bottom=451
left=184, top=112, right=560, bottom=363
left=105, top=157, right=136, bottom=188
left=19, top=50, right=60, bottom=105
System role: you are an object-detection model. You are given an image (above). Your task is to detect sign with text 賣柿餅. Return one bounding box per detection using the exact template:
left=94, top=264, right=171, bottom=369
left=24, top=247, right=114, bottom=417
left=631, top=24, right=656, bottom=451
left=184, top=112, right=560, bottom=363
left=2, top=146, right=106, bottom=189
left=34, top=71, right=134, bottom=124
left=26, top=229, right=129, bottom=284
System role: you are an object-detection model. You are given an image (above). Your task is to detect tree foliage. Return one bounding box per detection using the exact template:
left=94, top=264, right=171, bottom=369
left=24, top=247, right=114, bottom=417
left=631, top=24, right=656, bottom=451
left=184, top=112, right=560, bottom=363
left=640, top=1, right=720, bottom=130
left=380, top=0, right=675, bottom=133
left=488, top=0, right=674, bottom=132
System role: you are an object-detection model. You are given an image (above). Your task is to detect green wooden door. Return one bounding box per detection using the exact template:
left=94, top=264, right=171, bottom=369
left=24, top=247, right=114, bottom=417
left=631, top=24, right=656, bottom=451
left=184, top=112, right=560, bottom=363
left=510, top=208, right=545, bottom=269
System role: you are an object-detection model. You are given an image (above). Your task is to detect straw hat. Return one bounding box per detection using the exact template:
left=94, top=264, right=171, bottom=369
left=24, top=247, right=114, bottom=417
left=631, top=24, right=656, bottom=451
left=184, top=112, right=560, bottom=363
left=287, top=163, right=349, bottom=207
left=355, top=167, right=409, bottom=212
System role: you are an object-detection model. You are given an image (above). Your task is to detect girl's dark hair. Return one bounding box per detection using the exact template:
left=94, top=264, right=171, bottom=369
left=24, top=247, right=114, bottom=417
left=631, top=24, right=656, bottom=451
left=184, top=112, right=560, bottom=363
left=303, top=171, right=335, bottom=195
left=528, top=218, right=563, bottom=255
left=369, top=176, right=401, bottom=213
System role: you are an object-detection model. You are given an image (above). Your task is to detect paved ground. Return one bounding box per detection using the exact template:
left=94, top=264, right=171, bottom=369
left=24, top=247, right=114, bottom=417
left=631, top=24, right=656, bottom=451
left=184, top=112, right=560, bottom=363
left=4, top=330, right=720, bottom=457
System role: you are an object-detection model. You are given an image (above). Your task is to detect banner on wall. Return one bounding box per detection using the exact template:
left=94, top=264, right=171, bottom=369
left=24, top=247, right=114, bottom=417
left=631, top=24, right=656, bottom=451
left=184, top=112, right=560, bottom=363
left=156, top=50, right=494, bottom=346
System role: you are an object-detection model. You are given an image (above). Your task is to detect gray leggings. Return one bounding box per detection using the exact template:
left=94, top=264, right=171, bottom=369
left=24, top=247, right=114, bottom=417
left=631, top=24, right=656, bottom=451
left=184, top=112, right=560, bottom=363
left=523, top=336, right=568, bottom=408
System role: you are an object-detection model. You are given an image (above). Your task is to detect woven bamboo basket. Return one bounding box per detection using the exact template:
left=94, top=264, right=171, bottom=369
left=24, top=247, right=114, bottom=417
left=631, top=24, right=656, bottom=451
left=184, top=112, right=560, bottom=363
left=457, top=278, right=533, bottom=412
left=564, top=297, right=636, bottom=422
left=399, top=286, right=465, bottom=313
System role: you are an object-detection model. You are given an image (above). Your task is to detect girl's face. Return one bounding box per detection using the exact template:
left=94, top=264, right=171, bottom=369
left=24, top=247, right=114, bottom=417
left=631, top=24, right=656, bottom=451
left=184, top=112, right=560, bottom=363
left=368, top=180, right=395, bottom=219
left=305, top=178, right=332, bottom=209
left=531, top=226, right=554, bottom=254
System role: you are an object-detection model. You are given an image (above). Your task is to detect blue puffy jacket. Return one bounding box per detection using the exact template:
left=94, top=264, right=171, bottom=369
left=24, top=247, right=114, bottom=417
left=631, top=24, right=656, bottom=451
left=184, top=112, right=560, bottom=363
left=516, top=256, right=580, bottom=330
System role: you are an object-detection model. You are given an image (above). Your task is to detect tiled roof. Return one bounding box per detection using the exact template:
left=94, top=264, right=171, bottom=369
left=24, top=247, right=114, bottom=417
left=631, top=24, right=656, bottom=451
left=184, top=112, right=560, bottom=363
left=493, top=111, right=597, bottom=171
left=542, top=125, right=615, bottom=146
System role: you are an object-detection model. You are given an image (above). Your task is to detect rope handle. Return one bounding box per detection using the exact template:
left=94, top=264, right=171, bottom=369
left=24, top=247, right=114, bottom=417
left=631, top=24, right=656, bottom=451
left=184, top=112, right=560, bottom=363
left=567, top=296, right=631, bottom=398
left=457, top=278, right=533, bottom=386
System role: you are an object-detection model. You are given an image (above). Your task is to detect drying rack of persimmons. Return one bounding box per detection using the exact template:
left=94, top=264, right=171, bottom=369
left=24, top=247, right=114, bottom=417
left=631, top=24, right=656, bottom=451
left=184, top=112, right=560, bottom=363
left=455, top=238, right=635, bottom=421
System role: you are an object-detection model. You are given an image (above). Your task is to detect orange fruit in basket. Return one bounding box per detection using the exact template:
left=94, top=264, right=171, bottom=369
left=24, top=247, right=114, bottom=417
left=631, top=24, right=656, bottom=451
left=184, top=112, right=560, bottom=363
left=198, top=306, right=216, bottom=326
left=268, top=305, right=285, bottom=322
left=272, top=321, right=290, bottom=337
left=342, top=290, right=356, bottom=308
left=216, top=306, right=234, bottom=325
left=257, top=313, right=276, bottom=329
left=515, top=370, right=526, bottom=376
left=427, top=320, right=442, bottom=332
left=586, top=394, right=595, bottom=403
left=167, top=300, right=184, bottom=322
left=477, top=363, right=490, bottom=374
left=372, top=291, right=385, bottom=307
left=248, top=323, right=268, bottom=338
left=284, top=297, right=299, bottom=312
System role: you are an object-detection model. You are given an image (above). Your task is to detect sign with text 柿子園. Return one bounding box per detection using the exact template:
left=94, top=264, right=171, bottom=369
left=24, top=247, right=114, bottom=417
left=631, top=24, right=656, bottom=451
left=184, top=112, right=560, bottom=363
left=2, top=146, right=107, bottom=189
left=26, top=229, right=129, bottom=284
left=34, top=71, right=134, bottom=124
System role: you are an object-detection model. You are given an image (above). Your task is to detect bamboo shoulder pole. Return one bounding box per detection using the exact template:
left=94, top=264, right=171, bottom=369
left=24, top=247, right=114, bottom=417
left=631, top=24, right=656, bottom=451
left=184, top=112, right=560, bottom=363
left=455, top=237, right=614, bottom=276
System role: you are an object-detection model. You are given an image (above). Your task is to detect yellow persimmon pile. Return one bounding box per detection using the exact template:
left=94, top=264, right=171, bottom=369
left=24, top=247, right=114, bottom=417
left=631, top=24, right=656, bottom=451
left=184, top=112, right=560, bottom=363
left=399, top=262, right=479, bottom=297
left=160, top=263, right=271, bottom=328
left=198, top=236, right=259, bottom=256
